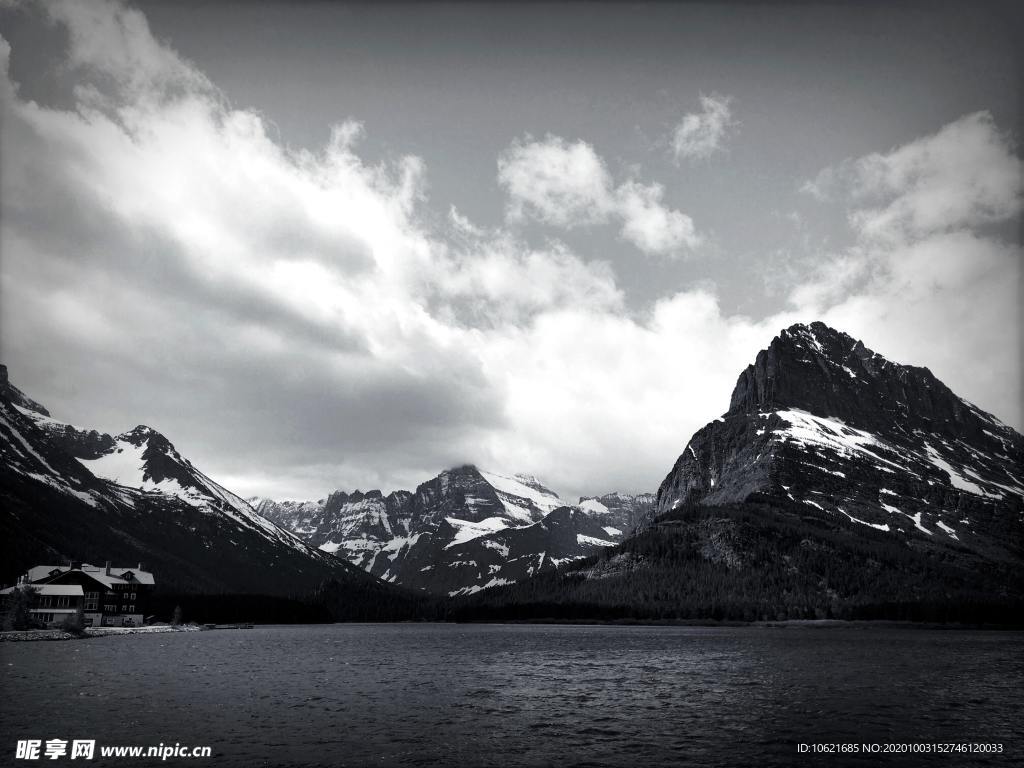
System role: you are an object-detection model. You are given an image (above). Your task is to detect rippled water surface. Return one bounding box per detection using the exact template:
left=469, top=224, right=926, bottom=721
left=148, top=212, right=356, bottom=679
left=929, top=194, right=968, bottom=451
left=2, top=624, right=1022, bottom=767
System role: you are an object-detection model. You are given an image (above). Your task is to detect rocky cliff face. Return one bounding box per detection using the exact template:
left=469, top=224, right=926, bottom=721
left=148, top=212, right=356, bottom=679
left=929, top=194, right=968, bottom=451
left=254, top=489, right=414, bottom=570
left=577, top=492, right=655, bottom=535
left=652, top=322, right=1023, bottom=559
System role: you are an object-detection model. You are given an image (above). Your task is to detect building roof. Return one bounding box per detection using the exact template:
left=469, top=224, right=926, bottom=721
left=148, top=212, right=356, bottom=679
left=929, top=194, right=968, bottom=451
left=26, top=563, right=155, bottom=587
left=37, top=585, right=84, bottom=597
left=0, top=584, right=83, bottom=596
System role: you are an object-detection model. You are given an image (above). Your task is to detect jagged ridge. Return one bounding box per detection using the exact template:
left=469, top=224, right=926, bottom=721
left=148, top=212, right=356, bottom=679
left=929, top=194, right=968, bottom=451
left=257, top=466, right=652, bottom=595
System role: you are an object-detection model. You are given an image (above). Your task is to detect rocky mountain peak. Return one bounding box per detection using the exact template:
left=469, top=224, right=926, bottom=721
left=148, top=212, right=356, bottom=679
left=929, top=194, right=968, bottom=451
left=729, top=321, right=870, bottom=416
left=0, top=363, right=51, bottom=417
left=653, top=323, right=1023, bottom=551
left=327, top=488, right=384, bottom=504
left=120, top=424, right=166, bottom=446
left=726, top=321, right=996, bottom=442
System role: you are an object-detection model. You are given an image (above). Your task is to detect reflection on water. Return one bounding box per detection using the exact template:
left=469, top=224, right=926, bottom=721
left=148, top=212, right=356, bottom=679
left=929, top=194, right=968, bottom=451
left=2, top=624, right=1022, bottom=767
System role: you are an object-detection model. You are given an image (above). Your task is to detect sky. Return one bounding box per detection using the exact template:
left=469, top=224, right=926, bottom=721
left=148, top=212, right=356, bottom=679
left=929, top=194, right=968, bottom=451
left=0, top=0, right=1021, bottom=501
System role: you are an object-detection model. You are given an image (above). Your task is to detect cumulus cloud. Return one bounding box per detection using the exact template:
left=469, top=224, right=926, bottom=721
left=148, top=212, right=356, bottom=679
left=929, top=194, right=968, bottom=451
left=802, top=111, right=1022, bottom=243
left=0, top=1, right=1020, bottom=502
left=497, top=134, right=701, bottom=256
left=671, top=93, right=736, bottom=162
left=497, top=136, right=614, bottom=227
left=615, top=180, right=701, bottom=255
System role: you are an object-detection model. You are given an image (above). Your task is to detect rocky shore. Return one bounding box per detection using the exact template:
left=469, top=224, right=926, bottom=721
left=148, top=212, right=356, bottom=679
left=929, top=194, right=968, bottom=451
left=0, top=625, right=202, bottom=642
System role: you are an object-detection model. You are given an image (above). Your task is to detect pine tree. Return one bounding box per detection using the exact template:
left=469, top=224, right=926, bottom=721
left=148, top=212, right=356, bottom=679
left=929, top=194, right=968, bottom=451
left=2, top=585, right=39, bottom=631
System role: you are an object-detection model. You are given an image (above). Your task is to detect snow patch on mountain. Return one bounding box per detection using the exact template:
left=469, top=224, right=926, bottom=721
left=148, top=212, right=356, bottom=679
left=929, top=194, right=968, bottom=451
left=445, top=516, right=511, bottom=548
left=479, top=469, right=563, bottom=519
left=837, top=507, right=890, bottom=532
left=771, top=409, right=904, bottom=473
left=579, top=498, right=610, bottom=516
left=921, top=443, right=1001, bottom=499
left=78, top=440, right=186, bottom=497
left=577, top=533, right=617, bottom=547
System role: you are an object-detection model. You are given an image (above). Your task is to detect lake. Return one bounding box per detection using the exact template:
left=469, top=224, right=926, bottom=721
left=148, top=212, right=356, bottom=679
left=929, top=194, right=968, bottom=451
left=2, top=624, right=1022, bottom=767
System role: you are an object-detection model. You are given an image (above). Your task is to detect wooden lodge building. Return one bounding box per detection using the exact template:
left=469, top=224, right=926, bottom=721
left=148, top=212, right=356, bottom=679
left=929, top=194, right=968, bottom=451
left=4, top=561, right=155, bottom=628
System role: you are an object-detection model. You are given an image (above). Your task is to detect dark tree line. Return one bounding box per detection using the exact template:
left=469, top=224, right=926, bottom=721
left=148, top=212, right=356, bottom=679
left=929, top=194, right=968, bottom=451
left=146, top=577, right=443, bottom=625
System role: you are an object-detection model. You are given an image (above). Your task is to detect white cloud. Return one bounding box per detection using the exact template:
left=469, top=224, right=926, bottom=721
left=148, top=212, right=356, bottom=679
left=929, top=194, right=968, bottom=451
left=43, top=0, right=213, bottom=100
left=435, top=231, right=624, bottom=326
left=615, top=180, right=701, bottom=254
left=497, top=135, right=614, bottom=226
left=497, top=134, right=700, bottom=256
left=803, top=111, right=1022, bottom=243
left=671, top=93, right=736, bottom=162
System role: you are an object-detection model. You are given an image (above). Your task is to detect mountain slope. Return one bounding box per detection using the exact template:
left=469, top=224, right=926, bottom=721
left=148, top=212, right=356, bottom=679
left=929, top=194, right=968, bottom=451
left=457, top=323, right=1024, bottom=622
left=577, top=492, right=654, bottom=535
left=0, top=365, right=399, bottom=602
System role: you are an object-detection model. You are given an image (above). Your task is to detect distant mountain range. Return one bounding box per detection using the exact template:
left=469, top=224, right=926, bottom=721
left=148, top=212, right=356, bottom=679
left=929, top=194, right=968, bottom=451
left=455, top=322, right=1024, bottom=622
left=253, top=471, right=653, bottom=596
left=3, top=321, right=1022, bottom=622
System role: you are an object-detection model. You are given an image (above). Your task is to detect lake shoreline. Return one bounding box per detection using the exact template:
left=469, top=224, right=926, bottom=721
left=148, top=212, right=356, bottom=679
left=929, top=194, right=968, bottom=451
left=0, top=625, right=203, bottom=642
left=456, top=617, right=1024, bottom=630
left=4, top=617, right=1020, bottom=642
